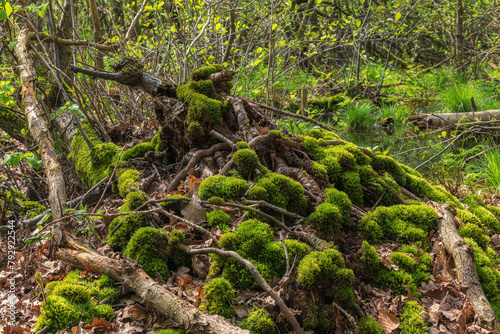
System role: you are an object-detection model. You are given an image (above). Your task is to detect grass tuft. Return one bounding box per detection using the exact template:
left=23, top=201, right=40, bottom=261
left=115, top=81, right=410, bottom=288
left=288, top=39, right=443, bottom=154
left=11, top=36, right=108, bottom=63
left=345, top=101, right=375, bottom=129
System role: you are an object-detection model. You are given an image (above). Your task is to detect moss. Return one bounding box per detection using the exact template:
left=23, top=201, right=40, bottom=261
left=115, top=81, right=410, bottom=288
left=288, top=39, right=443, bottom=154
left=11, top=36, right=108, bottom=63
left=361, top=205, right=438, bottom=244
left=308, top=203, right=342, bottom=239
left=339, top=171, right=364, bottom=205
left=124, top=227, right=188, bottom=280
left=34, top=269, right=119, bottom=333
left=215, top=220, right=310, bottom=289
left=325, top=146, right=356, bottom=171
left=120, top=142, right=155, bottom=162
left=187, top=121, right=204, bottom=136
left=156, top=330, right=186, bottom=334
left=117, top=169, right=141, bottom=198
left=324, top=188, right=351, bottom=222
left=160, top=194, right=189, bottom=214
left=108, top=213, right=146, bottom=251
left=373, top=245, right=431, bottom=297
left=358, top=316, right=384, bottom=334
left=239, top=308, right=275, bottom=334
left=247, top=185, right=269, bottom=202
left=253, top=173, right=307, bottom=214
left=177, top=79, right=223, bottom=132
left=200, top=277, right=236, bottom=318
left=487, top=205, right=500, bottom=219
left=236, top=141, right=250, bottom=149
left=70, top=123, right=117, bottom=186
left=191, top=64, right=224, bottom=81
left=207, top=209, right=230, bottom=231
left=268, top=130, right=284, bottom=138
left=459, top=223, right=490, bottom=249
left=342, top=143, right=371, bottom=166
left=405, top=174, right=462, bottom=208
left=370, top=155, right=407, bottom=186
left=462, top=193, right=485, bottom=207
left=400, top=163, right=422, bottom=178
left=361, top=241, right=381, bottom=273
left=208, top=196, right=225, bottom=206
left=464, top=237, right=500, bottom=310
left=400, top=301, right=429, bottom=334
left=198, top=175, right=249, bottom=201
left=457, top=209, right=482, bottom=226
left=233, top=149, right=259, bottom=179
left=21, top=200, right=45, bottom=216
left=311, top=161, right=328, bottom=179
left=470, top=206, right=500, bottom=233
left=298, top=249, right=355, bottom=304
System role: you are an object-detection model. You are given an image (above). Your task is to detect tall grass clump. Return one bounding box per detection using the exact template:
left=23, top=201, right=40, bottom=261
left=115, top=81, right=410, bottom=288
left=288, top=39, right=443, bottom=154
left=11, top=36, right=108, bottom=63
left=380, top=103, right=409, bottom=122
left=344, top=101, right=375, bottom=129
left=439, top=81, right=487, bottom=113
left=484, top=148, right=500, bottom=192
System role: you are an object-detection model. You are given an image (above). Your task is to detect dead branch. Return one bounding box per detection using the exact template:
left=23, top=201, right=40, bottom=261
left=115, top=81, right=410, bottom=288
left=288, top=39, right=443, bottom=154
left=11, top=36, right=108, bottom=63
left=244, top=99, right=338, bottom=134
left=167, top=143, right=231, bottom=192
left=159, top=209, right=218, bottom=245
left=242, top=199, right=307, bottom=220
left=438, top=204, right=500, bottom=331
left=207, top=70, right=236, bottom=84
left=230, top=97, right=252, bottom=142
left=180, top=246, right=304, bottom=333
left=209, top=129, right=238, bottom=150
left=57, top=248, right=250, bottom=334
left=14, top=29, right=68, bottom=234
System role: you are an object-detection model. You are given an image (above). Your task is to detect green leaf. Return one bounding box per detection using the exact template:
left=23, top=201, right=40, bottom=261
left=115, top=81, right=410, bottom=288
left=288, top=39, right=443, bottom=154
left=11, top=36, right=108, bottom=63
left=395, top=12, right=401, bottom=22
left=4, top=2, right=12, bottom=16
left=0, top=10, right=7, bottom=19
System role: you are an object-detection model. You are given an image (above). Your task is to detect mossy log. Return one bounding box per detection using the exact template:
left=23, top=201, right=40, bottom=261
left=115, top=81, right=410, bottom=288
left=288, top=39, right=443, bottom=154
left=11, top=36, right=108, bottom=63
left=57, top=247, right=251, bottom=334
left=408, top=110, right=500, bottom=129
left=438, top=204, right=500, bottom=331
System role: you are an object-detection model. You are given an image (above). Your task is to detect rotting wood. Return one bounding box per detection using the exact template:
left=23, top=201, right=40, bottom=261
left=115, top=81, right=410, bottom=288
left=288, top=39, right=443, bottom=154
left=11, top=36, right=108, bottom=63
left=438, top=204, right=500, bottom=331
left=57, top=248, right=251, bottom=334
left=230, top=97, right=253, bottom=142
left=408, top=110, right=500, bottom=129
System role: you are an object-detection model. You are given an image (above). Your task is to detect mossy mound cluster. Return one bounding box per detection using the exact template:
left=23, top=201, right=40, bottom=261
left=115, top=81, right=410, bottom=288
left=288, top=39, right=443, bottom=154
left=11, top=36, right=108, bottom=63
left=239, top=308, right=276, bottom=334
left=206, top=209, right=230, bottom=232
left=107, top=191, right=147, bottom=251
left=371, top=244, right=432, bottom=297
left=361, top=204, right=438, bottom=245
left=233, top=148, right=259, bottom=179
left=198, top=175, right=249, bottom=202
left=297, top=248, right=355, bottom=305
left=307, top=187, right=351, bottom=239
left=124, top=227, right=190, bottom=280
left=400, top=301, right=429, bottom=334
left=177, top=64, right=231, bottom=136
left=200, top=277, right=236, bottom=318
left=209, top=219, right=310, bottom=289
left=34, top=269, right=119, bottom=332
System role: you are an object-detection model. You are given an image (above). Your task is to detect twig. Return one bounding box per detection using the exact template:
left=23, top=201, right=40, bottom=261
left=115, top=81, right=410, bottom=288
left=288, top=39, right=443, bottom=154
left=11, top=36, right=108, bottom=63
left=279, top=230, right=290, bottom=276
left=167, top=143, right=231, bottom=192
left=415, top=132, right=464, bottom=170
left=243, top=199, right=306, bottom=220
left=209, top=129, right=238, bottom=150
left=180, top=246, right=304, bottom=333
left=77, top=176, right=109, bottom=209
left=244, top=99, right=340, bottom=136
left=159, top=209, right=218, bottom=245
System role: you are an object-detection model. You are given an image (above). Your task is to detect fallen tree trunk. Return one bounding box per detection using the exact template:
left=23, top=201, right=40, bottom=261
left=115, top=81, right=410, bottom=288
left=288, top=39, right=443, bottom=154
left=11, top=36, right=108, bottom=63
left=438, top=204, right=500, bottom=331
left=57, top=247, right=250, bottom=334
left=408, top=110, right=500, bottom=129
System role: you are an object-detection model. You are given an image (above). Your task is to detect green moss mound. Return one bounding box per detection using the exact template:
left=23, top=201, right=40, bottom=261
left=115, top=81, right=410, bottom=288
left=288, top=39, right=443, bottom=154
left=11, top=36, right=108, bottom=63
left=207, top=209, right=230, bottom=232
left=34, top=269, right=119, bottom=332
left=156, top=330, right=186, bottom=334
left=200, top=277, right=236, bottom=318
left=298, top=249, right=355, bottom=304
left=400, top=301, right=429, bottom=334
left=372, top=245, right=432, bottom=297
left=308, top=203, right=343, bottom=239
left=233, top=149, right=259, bottom=179
left=361, top=204, right=438, bottom=245
left=361, top=241, right=381, bottom=274
left=252, top=173, right=307, bottom=214
left=198, top=175, right=249, bottom=201
left=212, top=219, right=310, bottom=289
left=120, top=142, right=155, bottom=162
left=191, top=64, right=224, bottom=81
left=124, top=227, right=190, bottom=280
left=358, top=316, right=384, bottom=334
left=117, top=169, right=141, bottom=198
left=240, top=308, right=275, bottom=334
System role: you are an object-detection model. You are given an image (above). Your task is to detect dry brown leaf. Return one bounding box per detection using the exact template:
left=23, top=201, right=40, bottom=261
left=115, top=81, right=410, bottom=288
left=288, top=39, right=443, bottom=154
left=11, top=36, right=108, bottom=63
left=378, top=308, right=400, bottom=334
left=123, top=303, right=148, bottom=321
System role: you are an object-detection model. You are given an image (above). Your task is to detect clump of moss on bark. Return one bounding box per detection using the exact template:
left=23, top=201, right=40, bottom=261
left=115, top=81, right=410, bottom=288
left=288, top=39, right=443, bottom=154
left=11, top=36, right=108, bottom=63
left=34, top=269, right=119, bottom=333
left=239, top=308, right=276, bottom=334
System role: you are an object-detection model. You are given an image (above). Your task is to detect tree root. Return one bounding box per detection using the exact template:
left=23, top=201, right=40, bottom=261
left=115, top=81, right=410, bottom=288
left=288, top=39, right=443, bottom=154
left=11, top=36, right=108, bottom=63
left=438, top=204, right=500, bottom=331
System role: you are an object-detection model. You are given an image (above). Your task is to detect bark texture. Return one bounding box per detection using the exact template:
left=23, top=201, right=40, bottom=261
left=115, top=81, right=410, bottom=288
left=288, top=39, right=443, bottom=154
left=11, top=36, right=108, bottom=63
left=438, top=204, right=500, bottom=331
left=408, top=110, right=500, bottom=129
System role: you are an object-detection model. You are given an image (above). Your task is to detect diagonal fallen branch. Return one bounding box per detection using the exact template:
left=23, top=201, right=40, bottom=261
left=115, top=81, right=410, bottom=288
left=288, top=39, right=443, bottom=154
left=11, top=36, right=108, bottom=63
left=438, top=204, right=500, bottom=331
